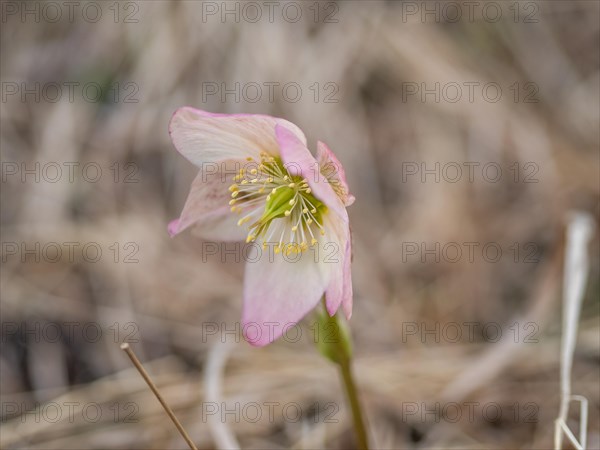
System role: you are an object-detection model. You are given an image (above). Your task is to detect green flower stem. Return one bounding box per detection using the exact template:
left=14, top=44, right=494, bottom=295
left=314, top=303, right=370, bottom=450
left=337, top=347, right=370, bottom=450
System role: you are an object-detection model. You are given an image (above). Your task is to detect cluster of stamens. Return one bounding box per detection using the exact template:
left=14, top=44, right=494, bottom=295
left=228, top=152, right=326, bottom=254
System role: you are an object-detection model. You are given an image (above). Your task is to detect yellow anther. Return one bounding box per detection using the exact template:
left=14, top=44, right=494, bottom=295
left=251, top=178, right=258, bottom=183
left=284, top=210, right=291, bottom=217
left=238, top=217, right=250, bottom=226
left=320, top=229, right=325, bottom=236
left=246, top=234, right=256, bottom=243
left=303, top=208, right=308, bottom=214
left=250, top=168, right=258, bottom=175
left=291, top=225, right=298, bottom=232
left=311, top=208, right=317, bottom=214
left=228, top=184, right=238, bottom=192
left=268, top=177, right=274, bottom=182
left=307, top=218, right=313, bottom=225
left=229, top=199, right=237, bottom=205
left=311, top=238, right=318, bottom=246
left=288, top=199, right=295, bottom=205
left=246, top=157, right=253, bottom=161
left=231, top=191, right=239, bottom=198
left=283, top=175, right=289, bottom=181
left=306, top=188, right=312, bottom=194
left=241, top=179, right=248, bottom=185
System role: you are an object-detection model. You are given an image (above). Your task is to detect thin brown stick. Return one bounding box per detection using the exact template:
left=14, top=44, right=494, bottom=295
left=120, top=343, right=198, bottom=450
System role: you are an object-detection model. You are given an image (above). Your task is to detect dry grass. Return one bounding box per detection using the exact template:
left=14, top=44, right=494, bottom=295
left=1, top=1, right=599, bottom=449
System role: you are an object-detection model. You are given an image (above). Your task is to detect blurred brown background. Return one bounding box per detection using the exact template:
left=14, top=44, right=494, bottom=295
left=1, top=1, right=599, bottom=449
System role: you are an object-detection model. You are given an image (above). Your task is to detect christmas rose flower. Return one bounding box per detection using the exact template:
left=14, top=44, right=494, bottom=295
left=168, top=108, right=354, bottom=346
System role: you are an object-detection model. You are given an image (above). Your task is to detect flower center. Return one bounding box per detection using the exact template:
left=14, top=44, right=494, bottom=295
left=229, top=152, right=327, bottom=254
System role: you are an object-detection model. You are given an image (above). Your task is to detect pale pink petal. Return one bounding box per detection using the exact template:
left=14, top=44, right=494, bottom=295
left=168, top=163, right=246, bottom=241
left=190, top=213, right=250, bottom=242
left=242, top=250, right=334, bottom=346
left=169, top=107, right=307, bottom=168
left=275, top=125, right=348, bottom=222
left=317, top=141, right=355, bottom=206
left=323, top=212, right=352, bottom=317
left=168, top=219, right=181, bottom=236
left=341, top=235, right=353, bottom=319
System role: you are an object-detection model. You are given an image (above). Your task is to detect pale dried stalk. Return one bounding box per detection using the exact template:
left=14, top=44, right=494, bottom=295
left=554, top=212, right=595, bottom=450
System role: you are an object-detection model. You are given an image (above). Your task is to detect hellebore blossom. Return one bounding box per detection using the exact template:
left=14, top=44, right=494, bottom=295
left=168, top=108, right=354, bottom=346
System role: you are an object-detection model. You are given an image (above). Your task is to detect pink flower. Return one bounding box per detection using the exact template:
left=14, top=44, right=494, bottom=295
left=168, top=108, right=354, bottom=346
